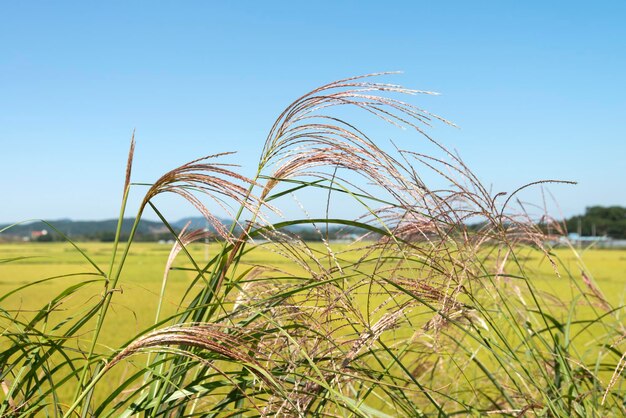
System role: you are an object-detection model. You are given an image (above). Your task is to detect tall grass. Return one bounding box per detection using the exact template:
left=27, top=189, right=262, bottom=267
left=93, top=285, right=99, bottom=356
left=1, top=73, right=624, bottom=417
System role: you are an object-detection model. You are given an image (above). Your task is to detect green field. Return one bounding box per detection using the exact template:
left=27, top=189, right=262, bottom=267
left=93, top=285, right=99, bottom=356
left=3, top=241, right=624, bottom=334
left=1, top=241, right=368, bottom=342
left=1, top=241, right=625, bottom=415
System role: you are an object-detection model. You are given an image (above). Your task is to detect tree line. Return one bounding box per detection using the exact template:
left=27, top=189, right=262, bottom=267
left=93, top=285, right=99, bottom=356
left=563, top=205, right=626, bottom=239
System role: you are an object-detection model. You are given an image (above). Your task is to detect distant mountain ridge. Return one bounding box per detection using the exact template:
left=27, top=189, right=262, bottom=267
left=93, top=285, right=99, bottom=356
left=0, top=216, right=369, bottom=242
left=171, top=217, right=220, bottom=230
left=0, top=217, right=228, bottom=241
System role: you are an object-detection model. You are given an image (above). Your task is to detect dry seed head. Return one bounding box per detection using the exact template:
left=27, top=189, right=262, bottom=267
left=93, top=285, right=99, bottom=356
left=124, top=132, right=136, bottom=192
left=163, top=222, right=213, bottom=284
left=141, top=153, right=262, bottom=242
left=106, top=324, right=279, bottom=388
left=342, top=308, right=407, bottom=368
left=259, top=73, right=450, bottom=199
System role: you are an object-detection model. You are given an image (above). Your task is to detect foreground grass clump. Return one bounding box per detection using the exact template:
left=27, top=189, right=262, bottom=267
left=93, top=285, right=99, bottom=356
left=1, top=74, right=624, bottom=417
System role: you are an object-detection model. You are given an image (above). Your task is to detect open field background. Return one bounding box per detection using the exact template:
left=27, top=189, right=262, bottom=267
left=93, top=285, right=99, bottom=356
left=2, top=241, right=625, bottom=412
left=3, top=242, right=624, bottom=326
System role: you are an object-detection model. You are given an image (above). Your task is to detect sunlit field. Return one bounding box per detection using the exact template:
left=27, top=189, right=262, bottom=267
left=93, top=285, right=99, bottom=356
left=2, top=241, right=625, bottom=414
left=2, top=241, right=625, bottom=341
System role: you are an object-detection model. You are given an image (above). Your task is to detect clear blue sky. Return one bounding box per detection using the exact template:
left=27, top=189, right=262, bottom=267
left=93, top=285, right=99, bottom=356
left=1, top=1, right=625, bottom=223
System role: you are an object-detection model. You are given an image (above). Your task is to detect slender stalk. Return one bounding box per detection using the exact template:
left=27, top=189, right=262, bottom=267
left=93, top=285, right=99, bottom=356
left=72, top=205, right=144, bottom=406
left=73, top=136, right=136, bottom=405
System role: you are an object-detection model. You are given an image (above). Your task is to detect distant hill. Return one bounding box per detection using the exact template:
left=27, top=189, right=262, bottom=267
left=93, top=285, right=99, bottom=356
left=0, top=216, right=371, bottom=242
left=171, top=217, right=219, bottom=230
left=0, top=217, right=229, bottom=242
left=1, top=218, right=163, bottom=236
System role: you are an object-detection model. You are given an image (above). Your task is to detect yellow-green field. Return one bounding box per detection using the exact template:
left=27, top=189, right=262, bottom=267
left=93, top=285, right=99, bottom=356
left=2, top=242, right=624, bottom=334
left=2, top=241, right=624, bottom=372
left=2, top=241, right=625, bottom=414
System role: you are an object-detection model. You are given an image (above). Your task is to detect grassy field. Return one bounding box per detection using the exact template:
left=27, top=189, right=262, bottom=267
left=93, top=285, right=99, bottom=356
left=1, top=241, right=625, bottom=344
left=1, top=240, right=625, bottom=414
left=1, top=241, right=340, bottom=349
left=1, top=240, right=393, bottom=408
